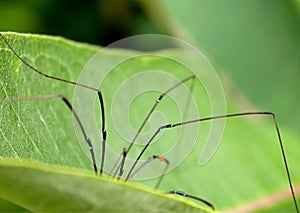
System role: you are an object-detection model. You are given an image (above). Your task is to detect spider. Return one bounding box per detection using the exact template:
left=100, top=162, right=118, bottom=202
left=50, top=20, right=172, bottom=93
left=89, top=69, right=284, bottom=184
left=0, top=32, right=298, bottom=212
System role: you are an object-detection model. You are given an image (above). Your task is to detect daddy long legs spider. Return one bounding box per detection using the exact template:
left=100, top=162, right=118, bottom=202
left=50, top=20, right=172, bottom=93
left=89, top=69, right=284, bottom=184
left=0, top=32, right=298, bottom=212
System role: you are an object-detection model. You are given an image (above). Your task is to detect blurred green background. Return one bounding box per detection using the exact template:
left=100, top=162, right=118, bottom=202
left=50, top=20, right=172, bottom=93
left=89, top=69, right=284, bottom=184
left=0, top=0, right=161, bottom=45
left=0, top=0, right=299, bottom=133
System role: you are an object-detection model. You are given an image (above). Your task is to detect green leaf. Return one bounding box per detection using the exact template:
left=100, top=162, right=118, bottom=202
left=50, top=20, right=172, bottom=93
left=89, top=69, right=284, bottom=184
left=0, top=32, right=211, bottom=212
left=139, top=2, right=300, bottom=211
left=0, top=158, right=209, bottom=212
left=0, top=32, right=299, bottom=212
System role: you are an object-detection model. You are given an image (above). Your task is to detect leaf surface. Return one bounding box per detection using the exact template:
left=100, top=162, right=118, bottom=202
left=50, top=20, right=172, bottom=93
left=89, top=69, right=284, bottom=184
left=0, top=32, right=299, bottom=212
